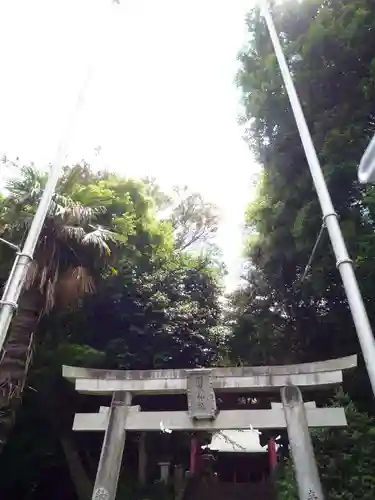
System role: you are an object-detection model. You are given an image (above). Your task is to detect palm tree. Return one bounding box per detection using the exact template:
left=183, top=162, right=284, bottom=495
left=0, top=164, right=127, bottom=449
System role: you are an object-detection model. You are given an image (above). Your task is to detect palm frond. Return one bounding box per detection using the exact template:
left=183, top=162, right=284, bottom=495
left=58, top=225, right=86, bottom=241
left=45, top=279, right=56, bottom=312
left=50, top=199, right=98, bottom=224
left=24, top=261, right=39, bottom=290
left=44, top=266, right=60, bottom=312
left=2, top=165, right=126, bottom=312
left=69, top=205, right=98, bottom=225
left=82, top=229, right=111, bottom=255
left=57, top=164, right=89, bottom=196
left=88, top=225, right=129, bottom=243
left=55, top=266, right=95, bottom=306
left=39, top=265, right=48, bottom=293
left=6, top=165, right=47, bottom=204
left=82, top=226, right=129, bottom=255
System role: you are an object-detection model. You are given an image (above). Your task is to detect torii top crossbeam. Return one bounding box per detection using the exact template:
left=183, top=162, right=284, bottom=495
left=63, top=355, right=356, bottom=395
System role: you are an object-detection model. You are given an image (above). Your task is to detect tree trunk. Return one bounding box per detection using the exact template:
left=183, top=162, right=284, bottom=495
left=60, top=435, right=93, bottom=500
left=0, top=289, right=42, bottom=450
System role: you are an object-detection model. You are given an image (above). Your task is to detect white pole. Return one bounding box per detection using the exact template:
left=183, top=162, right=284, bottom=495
left=261, top=2, right=375, bottom=397
left=0, top=69, right=91, bottom=353
left=0, top=66, right=91, bottom=351
left=0, top=1, right=120, bottom=353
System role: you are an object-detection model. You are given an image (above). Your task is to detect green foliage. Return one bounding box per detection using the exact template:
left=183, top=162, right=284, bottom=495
left=45, top=251, right=224, bottom=371
left=0, top=161, right=225, bottom=498
left=232, top=0, right=375, bottom=406
left=277, top=394, right=375, bottom=500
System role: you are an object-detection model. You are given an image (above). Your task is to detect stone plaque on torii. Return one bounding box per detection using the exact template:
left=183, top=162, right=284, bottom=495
left=63, top=354, right=356, bottom=500
left=186, top=369, right=217, bottom=420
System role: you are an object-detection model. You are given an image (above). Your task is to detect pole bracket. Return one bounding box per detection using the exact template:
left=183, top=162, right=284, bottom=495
left=322, top=211, right=338, bottom=223
left=0, top=300, right=18, bottom=310
left=336, top=258, right=353, bottom=268
left=16, top=251, right=33, bottom=261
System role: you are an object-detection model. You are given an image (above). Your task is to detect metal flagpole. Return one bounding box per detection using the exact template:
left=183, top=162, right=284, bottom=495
left=261, top=1, right=375, bottom=397
left=0, top=0, right=120, bottom=353
left=0, top=65, right=89, bottom=352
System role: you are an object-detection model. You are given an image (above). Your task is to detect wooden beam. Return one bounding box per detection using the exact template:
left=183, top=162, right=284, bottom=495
left=72, top=408, right=347, bottom=432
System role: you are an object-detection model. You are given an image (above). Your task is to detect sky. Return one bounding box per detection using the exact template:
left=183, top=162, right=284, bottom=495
left=0, top=0, right=260, bottom=291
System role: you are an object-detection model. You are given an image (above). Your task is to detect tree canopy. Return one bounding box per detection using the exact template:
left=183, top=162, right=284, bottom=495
left=228, top=1, right=375, bottom=496
left=231, top=0, right=375, bottom=407
left=0, top=162, right=224, bottom=498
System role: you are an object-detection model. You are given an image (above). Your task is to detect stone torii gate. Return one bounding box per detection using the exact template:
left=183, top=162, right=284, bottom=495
left=63, top=354, right=356, bottom=500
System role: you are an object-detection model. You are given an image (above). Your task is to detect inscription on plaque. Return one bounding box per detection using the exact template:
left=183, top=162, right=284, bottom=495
left=93, top=487, right=109, bottom=500
left=186, top=369, right=216, bottom=420
left=308, top=490, right=318, bottom=500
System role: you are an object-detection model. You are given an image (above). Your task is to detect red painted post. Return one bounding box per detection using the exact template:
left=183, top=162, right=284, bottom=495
left=268, top=439, right=277, bottom=472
